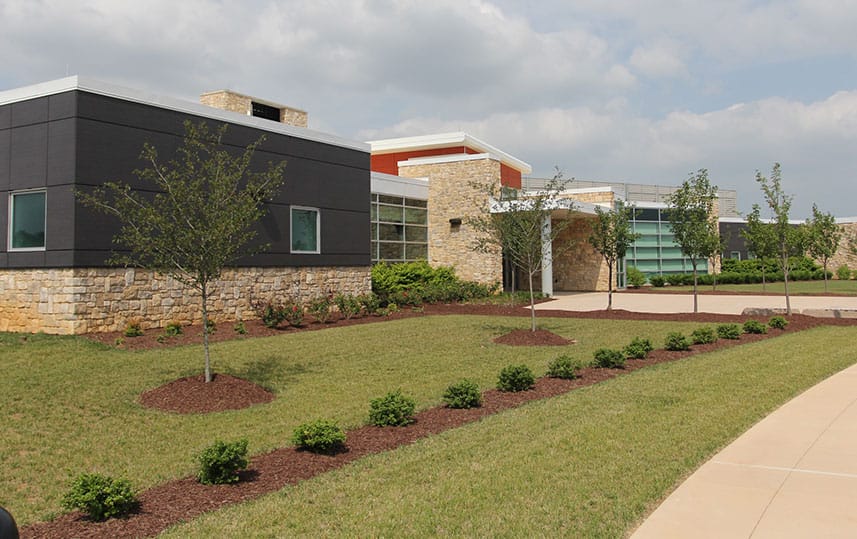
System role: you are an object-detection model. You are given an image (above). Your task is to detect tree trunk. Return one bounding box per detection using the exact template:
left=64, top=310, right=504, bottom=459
left=762, top=265, right=767, bottom=292
left=692, top=262, right=699, bottom=313
left=824, top=260, right=829, bottom=292
left=202, top=285, right=212, bottom=383
left=528, top=271, right=536, bottom=332
left=783, top=253, right=792, bottom=315
left=712, top=260, right=718, bottom=291
left=607, top=260, right=613, bottom=311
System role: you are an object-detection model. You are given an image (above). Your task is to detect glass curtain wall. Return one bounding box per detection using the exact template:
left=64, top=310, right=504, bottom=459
left=626, top=207, right=707, bottom=278
left=370, top=194, right=428, bottom=263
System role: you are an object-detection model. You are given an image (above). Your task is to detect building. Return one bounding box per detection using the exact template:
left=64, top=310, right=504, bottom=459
left=0, top=77, right=371, bottom=334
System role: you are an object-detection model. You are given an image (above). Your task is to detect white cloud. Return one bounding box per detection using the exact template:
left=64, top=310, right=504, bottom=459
left=629, top=40, right=688, bottom=78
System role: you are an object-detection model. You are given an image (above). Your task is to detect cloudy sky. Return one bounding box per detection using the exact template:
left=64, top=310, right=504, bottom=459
left=2, top=0, right=856, bottom=218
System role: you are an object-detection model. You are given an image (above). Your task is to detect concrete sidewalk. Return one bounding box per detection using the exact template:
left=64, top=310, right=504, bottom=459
left=534, top=291, right=857, bottom=315
left=631, top=363, right=857, bottom=538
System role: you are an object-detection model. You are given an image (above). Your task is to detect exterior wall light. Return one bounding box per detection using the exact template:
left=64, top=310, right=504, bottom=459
left=449, top=218, right=462, bottom=226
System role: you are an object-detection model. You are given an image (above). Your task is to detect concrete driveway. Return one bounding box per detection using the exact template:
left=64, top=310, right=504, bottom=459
left=534, top=291, right=857, bottom=315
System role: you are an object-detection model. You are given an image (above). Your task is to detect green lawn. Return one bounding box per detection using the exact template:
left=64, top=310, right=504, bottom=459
left=1, top=315, right=703, bottom=526
left=638, top=279, right=857, bottom=295
left=160, top=326, right=857, bottom=538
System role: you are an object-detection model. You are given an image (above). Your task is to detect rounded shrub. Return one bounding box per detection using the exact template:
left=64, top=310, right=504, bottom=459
left=61, top=473, right=137, bottom=521
left=442, top=379, right=482, bottom=408
left=649, top=275, right=666, bottom=287
left=664, top=332, right=691, bottom=351
left=837, top=265, right=851, bottom=280
left=291, top=419, right=346, bottom=453
left=743, top=319, right=768, bottom=334
left=768, top=316, right=789, bottom=330
left=369, top=389, right=416, bottom=426
left=195, top=438, right=249, bottom=485
left=691, top=327, right=718, bottom=345
left=717, top=323, right=742, bottom=340
left=626, top=266, right=647, bottom=288
left=623, top=337, right=654, bottom=359
left=546, top=355, right=582, bottom=379
left=594, top=348, right=626, bottom=369
left=497, top=364, right=536, bottom=392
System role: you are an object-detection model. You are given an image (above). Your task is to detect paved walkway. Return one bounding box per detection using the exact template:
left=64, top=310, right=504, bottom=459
left=631, top=362, right=857, bottom=538
left=533, top=291, right=857, bottom=537
left=534, top=291, right=857, bottom=315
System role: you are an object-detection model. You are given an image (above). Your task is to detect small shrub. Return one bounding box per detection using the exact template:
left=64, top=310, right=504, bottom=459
left=649, top=275, right=666, bottom=287
left=623, top=337, right=654, bottom=359
left=626, top=266, right=647, bottom=288
left=497, top=364, right=536, bottom=392
left=291, top=419, right=346, bottom=453
left=255, top=300, right=287, bottom=328
left=717, top=323, right=741, bottom=339
left=664, top=332, right=690, bottom=351
left=204, top=318, right=216, bottom=334
left=768, top=316, right=789, bottom=330
left=164, top=321, right=183, bottom=337
left=156, top=335, right=166, bottom=344
left=195, top=439, right=249, bottom=485
left=61, top=473, right=137, bottom=521
left=233, top=321, right=247, bottom=335
left=284, top=302, right=304, bottom=327
left=334, top=293, right=362, bottom=319
left=743, top=319, right=768, bottom=334
left=123, top=320, right=143, bottom=338
left=307, top=296, right=333, bottom=323
left=358, top=293, right=381, bottom=315
left=369, top=390, right=416, bottom=426
left=442, top=379, right=483, bottom=408
left=546, top=354, right=582, bottom=379
left=691, top=327, right=718, bottom=345
left=593, top=348, right=626, bottom=369
left=836, top=265, right=851, bottom=280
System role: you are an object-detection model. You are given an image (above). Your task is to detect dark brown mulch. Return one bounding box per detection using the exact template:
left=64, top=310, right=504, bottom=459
left=493, top=328, right=576, bottom=346
left=23, top=302, right=857, bottom=538
left=139, top=374, right=274, bottom=414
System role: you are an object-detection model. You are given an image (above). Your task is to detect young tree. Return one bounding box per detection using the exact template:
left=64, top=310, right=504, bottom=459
left=741, top=204, right=777, bottom=291
left=755, top=163, right=805, bottom=315
left=664, top=169, right=720, bottom=313
left=470, top=174, right=572, bottom=331
left=587, top=204, right=640, bottom=310
left=80, top=121, right=286, bottom=382
left=806, top=203, right=841, bottom=292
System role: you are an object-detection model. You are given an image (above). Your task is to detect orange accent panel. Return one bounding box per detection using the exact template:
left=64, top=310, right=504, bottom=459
left=370, top=146, right=478, bottom=174
left=501, top=164, right=521, bottom=189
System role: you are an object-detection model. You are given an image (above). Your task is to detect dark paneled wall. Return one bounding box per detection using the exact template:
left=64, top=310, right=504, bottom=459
left=0, top=90, right=371, bottom=268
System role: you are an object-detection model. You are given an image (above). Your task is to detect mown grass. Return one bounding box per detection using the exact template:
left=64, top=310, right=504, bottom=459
left=160, top=326, right=857, bottom=538
left=1, top=316, right=702, bottom=526
left=644, top=279, right=857, bottom=295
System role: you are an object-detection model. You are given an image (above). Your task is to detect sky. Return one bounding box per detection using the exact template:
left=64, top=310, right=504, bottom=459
left=1, top=0, right=856, bottom=218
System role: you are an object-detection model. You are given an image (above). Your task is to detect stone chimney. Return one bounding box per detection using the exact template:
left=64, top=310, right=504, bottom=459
left=200, top=90, right=308, bottom=128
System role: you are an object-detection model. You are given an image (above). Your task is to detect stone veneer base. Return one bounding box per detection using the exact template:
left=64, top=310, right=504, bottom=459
left=0, top=266, right=371, bottom=335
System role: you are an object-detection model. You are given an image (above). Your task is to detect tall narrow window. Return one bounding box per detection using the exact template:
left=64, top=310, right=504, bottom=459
left=9, top=190, right=46, bottom=250
left=291, top=206, right=320, bottom=253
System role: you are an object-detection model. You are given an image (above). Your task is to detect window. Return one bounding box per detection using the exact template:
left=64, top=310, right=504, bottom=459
left=370, top=194, right=428, bottom=263
left=291, top=206, right=319, bottom=253
left=251, top=101, right=280, bottom=122
left=9, top=190, right=46, bottom=250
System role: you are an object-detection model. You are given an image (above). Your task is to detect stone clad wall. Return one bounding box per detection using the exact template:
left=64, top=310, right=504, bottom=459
left=827, top=223, right=857, bottom=275
left=0, top=266, right=371, bottom=335
left=551, top=216, right=611, bottom=292
left=199, top=90, right=309, bottom=128
left=398, top=158, right=503, bottom=285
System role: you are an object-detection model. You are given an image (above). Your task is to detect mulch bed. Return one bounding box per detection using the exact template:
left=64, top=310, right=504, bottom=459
left=21, top=302, right=857, bottom=538
left=493, top=328, right=575, bottom=346
left=139, top=374, right=275, bottom=414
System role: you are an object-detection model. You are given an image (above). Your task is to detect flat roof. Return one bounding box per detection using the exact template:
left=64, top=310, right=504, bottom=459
left=368, top=131, right=532, bottom=174
left=0, top=76, right=368, bottom=153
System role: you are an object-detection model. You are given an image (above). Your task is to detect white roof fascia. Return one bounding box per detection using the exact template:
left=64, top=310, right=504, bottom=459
left=369, top=131, right=532, bottom=174
left=0, top=76, right=367, bottom=152
left=836, top=217, right=857, bottom=224
left=489, top=197, right=597, bottom=215
left=397, top=152, right=499, bottom=168
left=370, top=172, right=429, bottom=199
